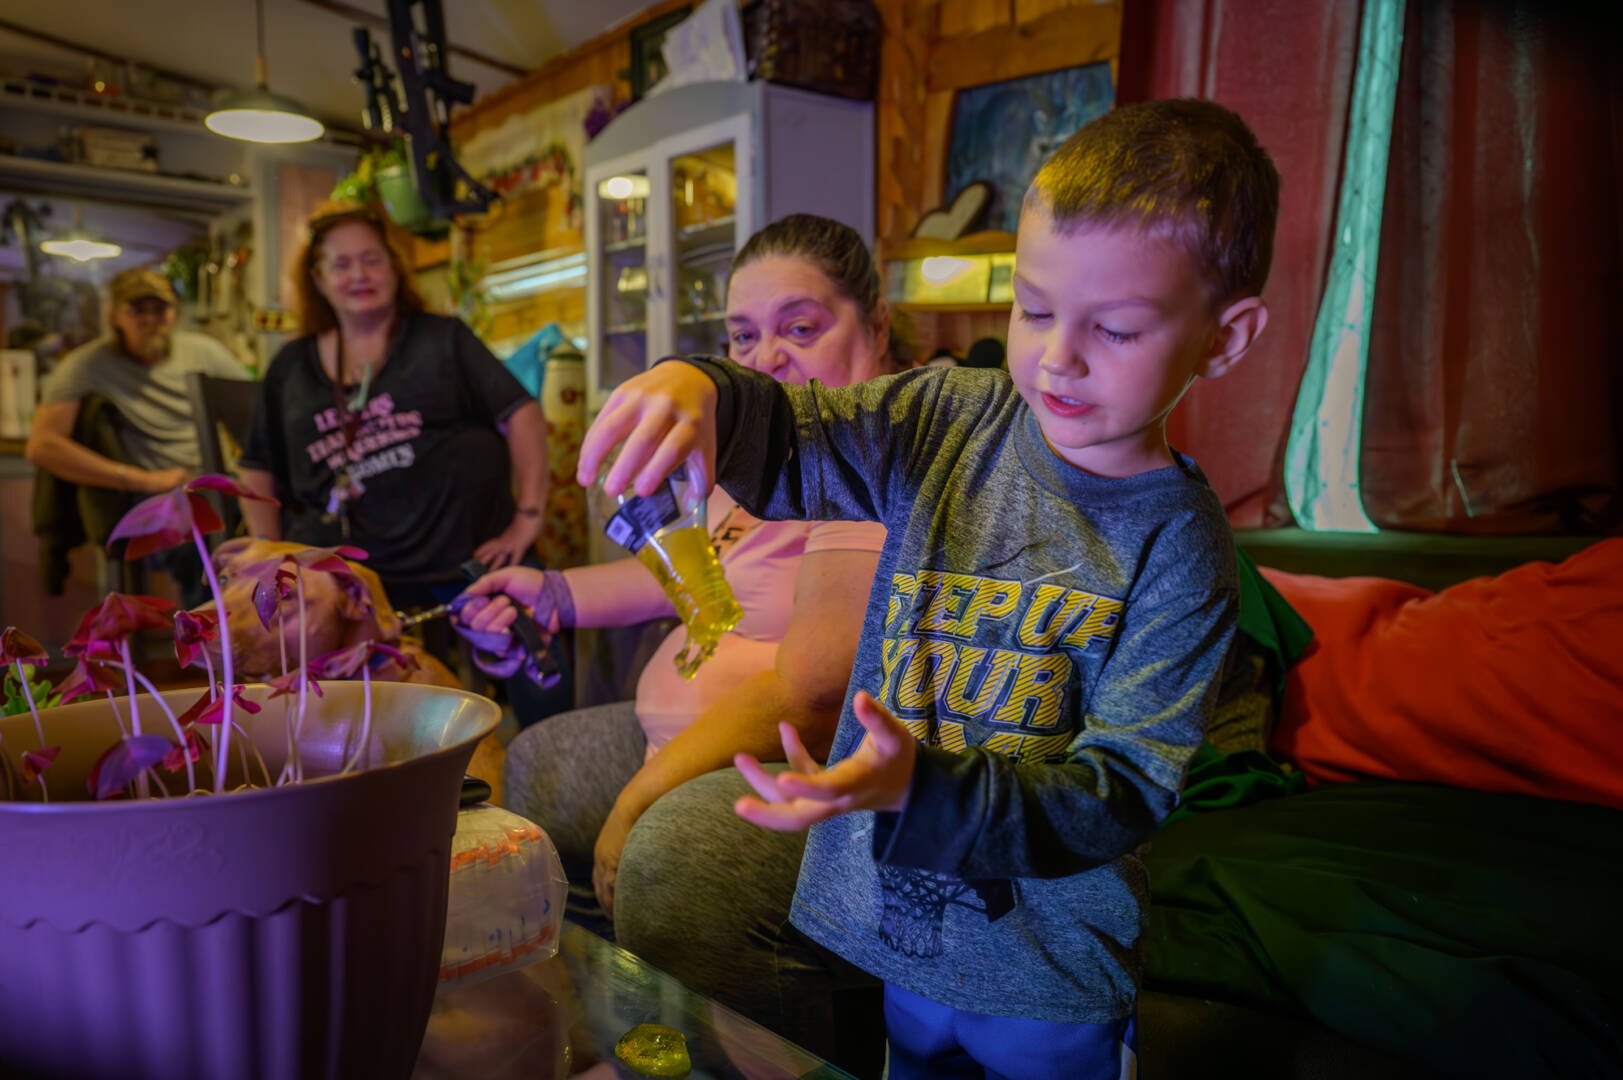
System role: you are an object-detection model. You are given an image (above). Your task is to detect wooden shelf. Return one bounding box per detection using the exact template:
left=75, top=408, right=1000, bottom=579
left=0, top=154, right=250, bottom=213
left=0, top=78, right=210, bottom=137
left=896, top=300, right=1011, bottom=314
left=882, top=230, right=1016, bottom=260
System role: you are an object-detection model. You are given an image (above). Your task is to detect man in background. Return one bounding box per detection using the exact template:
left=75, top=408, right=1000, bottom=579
left=27, top=266, right=249, bottom=604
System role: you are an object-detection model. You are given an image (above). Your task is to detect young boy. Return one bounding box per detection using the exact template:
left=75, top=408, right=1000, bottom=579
left=578, top=99, right=1278, bottom=1078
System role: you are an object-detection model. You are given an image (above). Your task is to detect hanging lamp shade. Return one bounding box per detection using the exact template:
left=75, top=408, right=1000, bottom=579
left=206, top=87, right=324, bottom=144
left=41, top=206, right=122, bottom=262
left=40, top=236, right=122, bottom=262
left=205, top=0, right=324, bottom=145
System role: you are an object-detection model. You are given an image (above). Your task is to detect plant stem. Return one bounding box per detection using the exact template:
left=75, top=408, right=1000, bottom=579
left=193, top=526, right=234, bottom=793
left=342, top=659, right=372, bottom=775
left=230, top=719, right=269, bottom=789
left=120, top=639, right=142, bottom=737
left=104, top=688, right=129, bottom=738
left=276, top=611, right=295, bottom=786
left=131, top=671, right=197, bottom=795
left=13, top=660, right=45, bottom=746
left=120, top=638, right=148, bottom=799
left=293, top=568, right=308, bottom=784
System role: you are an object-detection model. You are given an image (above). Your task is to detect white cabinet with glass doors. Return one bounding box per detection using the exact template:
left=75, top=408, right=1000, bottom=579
left=583, top=80, right=874, bottom=414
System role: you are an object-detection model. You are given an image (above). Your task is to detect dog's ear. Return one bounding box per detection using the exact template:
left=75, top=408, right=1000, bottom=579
left=338, top=560, right=402, bottom=641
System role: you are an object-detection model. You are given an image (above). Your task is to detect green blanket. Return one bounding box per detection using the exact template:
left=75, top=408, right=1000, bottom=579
left=1146, top=782, right=1623, bottom=1077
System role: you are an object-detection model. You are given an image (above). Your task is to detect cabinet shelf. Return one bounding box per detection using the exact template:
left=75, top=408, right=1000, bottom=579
left=606, top=322, right=648, bottom=336
left=677, top=216, right=735, bottom=246
left=604, top=235, right=647, bottom=254
left=678, top=311, right=726, bottom=326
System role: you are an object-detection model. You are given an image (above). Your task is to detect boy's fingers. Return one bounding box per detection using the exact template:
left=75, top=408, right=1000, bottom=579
left=734, top=794, right=838, bottom=832
left=774, top=760, right=859, bottom=803
left=852, top=691, right=904, bottom=752
left=781, top=722, right=818, bottom=774
left=734, top=752, right=788, bottom=803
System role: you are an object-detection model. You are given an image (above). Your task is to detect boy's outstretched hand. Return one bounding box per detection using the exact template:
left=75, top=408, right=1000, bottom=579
left=734, top=691, right=917, bottom=832
left=577, top=362, right=719, bottom=498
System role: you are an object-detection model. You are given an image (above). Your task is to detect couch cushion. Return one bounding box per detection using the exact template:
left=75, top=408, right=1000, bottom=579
left=1146, top=782, right=1623, bottom=1076
left=1264, top=538, right=1623, bottom=809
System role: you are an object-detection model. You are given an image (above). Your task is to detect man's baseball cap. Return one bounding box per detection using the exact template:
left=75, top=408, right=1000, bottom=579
left=110, top=267, right=177, bottom=307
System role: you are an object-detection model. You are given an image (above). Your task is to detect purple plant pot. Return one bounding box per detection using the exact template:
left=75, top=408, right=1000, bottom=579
left=0, top=681, right=499, bottom=1080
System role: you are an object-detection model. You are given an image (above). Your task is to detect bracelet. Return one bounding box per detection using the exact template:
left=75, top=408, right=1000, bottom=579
left=515, top=506, right=542, bottom=518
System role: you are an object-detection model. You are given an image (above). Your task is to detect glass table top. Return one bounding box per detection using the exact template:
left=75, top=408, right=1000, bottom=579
left=415, top=921, right=856, bottom=1079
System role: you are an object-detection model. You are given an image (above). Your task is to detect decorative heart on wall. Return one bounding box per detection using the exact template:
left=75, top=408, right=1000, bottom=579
left=911, top=181, right=992, bottom=240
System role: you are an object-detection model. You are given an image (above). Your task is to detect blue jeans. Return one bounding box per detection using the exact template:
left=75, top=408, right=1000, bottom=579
left=883, top=982, right=1137, bottom=1080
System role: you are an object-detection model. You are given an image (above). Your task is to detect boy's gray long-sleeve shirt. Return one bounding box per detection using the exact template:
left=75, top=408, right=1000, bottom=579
left=686, top=358, right=1238, bottom=1024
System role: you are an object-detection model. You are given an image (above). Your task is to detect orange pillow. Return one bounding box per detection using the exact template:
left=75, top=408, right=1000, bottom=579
left=1264, top=539, right=1623, bottom=810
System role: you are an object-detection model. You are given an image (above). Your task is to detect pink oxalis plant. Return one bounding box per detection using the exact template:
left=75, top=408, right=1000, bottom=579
left=2, top=475, right=390, bottom=802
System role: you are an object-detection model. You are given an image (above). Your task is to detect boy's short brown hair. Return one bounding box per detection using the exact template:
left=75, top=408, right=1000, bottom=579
left=1026, top=99, right=1280, bottom=303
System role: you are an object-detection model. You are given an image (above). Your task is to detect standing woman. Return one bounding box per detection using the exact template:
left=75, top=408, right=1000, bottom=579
left=238, top=203, right=547, bottom=613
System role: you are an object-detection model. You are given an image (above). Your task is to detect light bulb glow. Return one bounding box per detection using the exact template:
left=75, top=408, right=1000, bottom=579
left=920, top=256, right=973, bottom=285
left=598, top=175, right=650, bottom=200
left=41, top=238, right=122, bottom=261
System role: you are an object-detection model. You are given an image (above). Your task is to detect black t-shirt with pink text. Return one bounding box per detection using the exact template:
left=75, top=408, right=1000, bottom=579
left=241, top=312, right=528, bottom=585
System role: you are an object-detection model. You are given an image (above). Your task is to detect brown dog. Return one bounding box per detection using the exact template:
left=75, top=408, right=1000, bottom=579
left=205, top=538, right=505, bottom=802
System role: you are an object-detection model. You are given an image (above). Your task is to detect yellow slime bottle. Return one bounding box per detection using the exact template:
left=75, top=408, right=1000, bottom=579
left=605, top=477, right=742, bottom=679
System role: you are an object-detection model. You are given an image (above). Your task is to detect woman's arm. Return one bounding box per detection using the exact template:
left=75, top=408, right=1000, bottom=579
left=237, top=467, right=282, bottom=539
left=475, top=400, right=549, bottom=568
left=560, top=557, right=676, bottom=627
left=592, top=547, right=878, bottom=915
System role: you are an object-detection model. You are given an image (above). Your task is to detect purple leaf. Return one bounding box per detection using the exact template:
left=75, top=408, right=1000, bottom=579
left=64, top=594, right=176, bottom=657
left=162, top=728, right=209, bottom=772
left=176, top=684, right=261, bottom=726
left=88, top=735, right=172, bottom=800
left=21, top=745, right=61, bottom=784
left=106, top=487, right=234, bottom=554
left=267, top=670, right=323, bottom=700
left=172, top=609, right=219, bottom=669
left=310, top=642, right=370, bottom=680
left=288, top=546, right=370, bottom=586
left=107, top=489, right=193, bottom=559
left=55, top=658, right=122, bottom=704
left=185, top=474, right=280, bottom=504
left=1, top=627, right=48, bottom=666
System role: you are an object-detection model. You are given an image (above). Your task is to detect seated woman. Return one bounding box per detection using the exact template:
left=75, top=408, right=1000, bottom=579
left=237, top=202, right=548, bottom=612
left=458, top=215, right=902, bottom=1067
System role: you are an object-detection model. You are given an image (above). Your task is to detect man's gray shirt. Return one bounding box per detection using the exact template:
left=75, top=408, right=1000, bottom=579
left=41, top=331, right=249, bottom=471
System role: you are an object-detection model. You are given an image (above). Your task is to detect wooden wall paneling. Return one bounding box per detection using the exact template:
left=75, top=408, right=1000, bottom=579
left=462, top=186, right=580, bottom=270
left=928, top=2, right=1120, bottom=91
left=937, top=0, right=1013, bottom=36
left=920, top=89, right=956, bottom=221
left=876, top=0, right=933, bottom=247
left=452, top=0, right=695, bottom=143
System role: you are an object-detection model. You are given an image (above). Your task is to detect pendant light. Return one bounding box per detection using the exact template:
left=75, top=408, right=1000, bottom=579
left=41, top=207, right=122, bottom=262
left=205, top=0, right=325, bottom=144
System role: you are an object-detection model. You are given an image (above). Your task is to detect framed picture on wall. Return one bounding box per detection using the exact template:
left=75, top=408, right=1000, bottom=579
left=943, top=62, right=1115, bottom=233
left=628, top=7, right=693, bottom=100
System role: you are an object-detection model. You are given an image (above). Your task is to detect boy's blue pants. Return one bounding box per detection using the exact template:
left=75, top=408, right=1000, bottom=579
left=883, top=983, right=1137, bottom=1080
